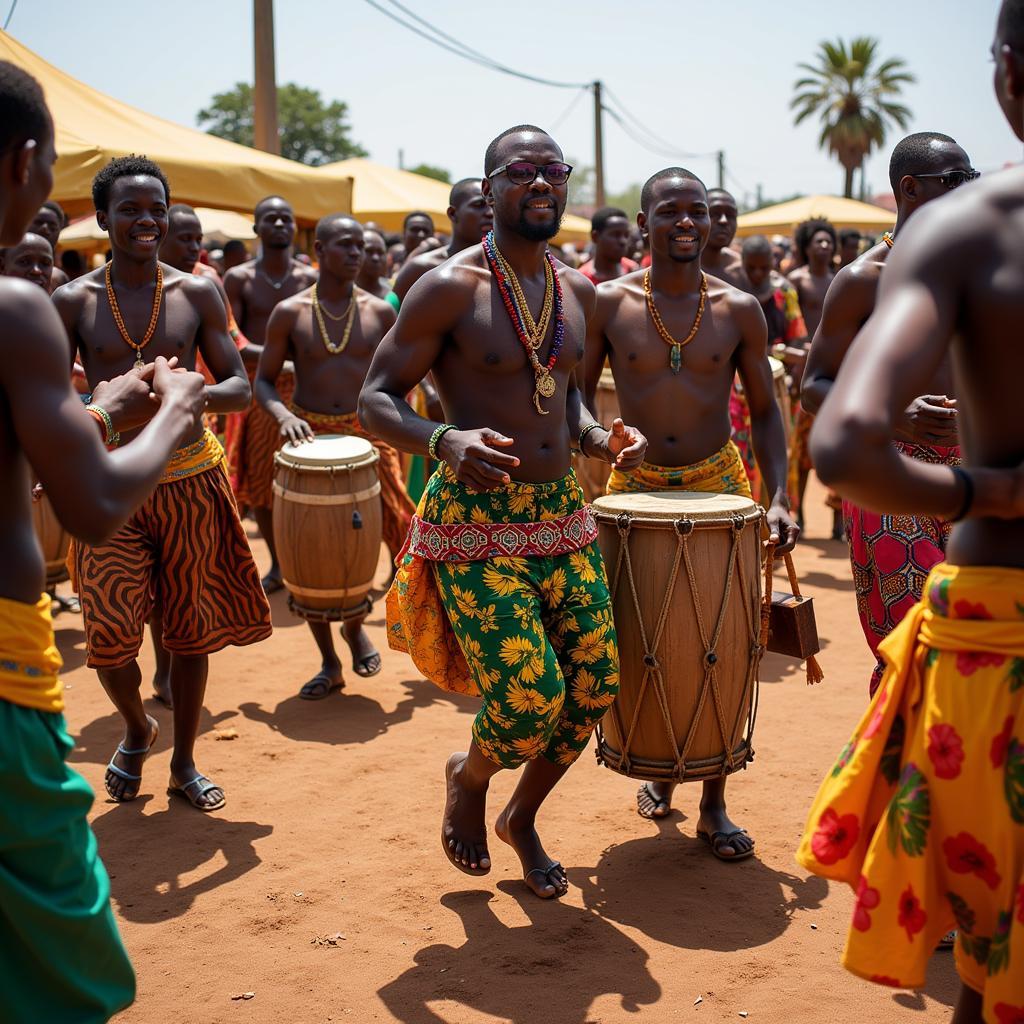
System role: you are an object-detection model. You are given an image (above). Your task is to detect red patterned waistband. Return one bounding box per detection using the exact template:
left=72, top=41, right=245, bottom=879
left=403, top=505, right=598, bottom=562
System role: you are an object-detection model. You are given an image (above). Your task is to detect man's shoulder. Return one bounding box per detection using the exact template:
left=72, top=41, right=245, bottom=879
left=294, top=261, right=318, bottom=283
left=224, top=260, right=256, bottom=284
left=172, top=264, right=219, bottom=303
left=357, top=287, right=394, bottom=319
left=0, top=278, right=63, bottom=359
left=51, top=267, right=101, bottom=309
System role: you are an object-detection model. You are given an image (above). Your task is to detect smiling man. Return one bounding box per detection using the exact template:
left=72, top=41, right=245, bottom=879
left=0, top=230, right=53, bottom=290
left=577, top=206, right=638, bottom=285
left=585, top=167, right=798, bottom=859
left=53, top=156, right=271, bottom=814
left=360, top=124, right=646, bottom=900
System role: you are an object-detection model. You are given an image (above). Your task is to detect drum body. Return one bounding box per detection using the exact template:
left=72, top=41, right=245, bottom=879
left=592, top=491, right=764, bottom=782
left=769, top=356, right=792, bottom=446
left=32, top=494, right=70, bottom=587
left=577, top=368, right=620, bottom=502
left=272, top=436, right=382, bottom=620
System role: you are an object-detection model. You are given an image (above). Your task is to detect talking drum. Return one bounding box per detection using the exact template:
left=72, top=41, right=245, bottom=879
left=32, top=493, right=70, bottom=587
left=592, top=490, right=765, bottom=782
left=576, top=367, right=621, bottom=502
left=272, top=435, right=382, bottom=621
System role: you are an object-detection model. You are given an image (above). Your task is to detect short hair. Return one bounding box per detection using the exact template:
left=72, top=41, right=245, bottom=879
left=254, top=195, right=290, bottom=220
left=167, top=203, right=199, bottom=222
left=887, top=132, right=961, bottom=193
left=706, top=188, right=738, bottom=207
left=448, top=177, right=482, bottom=207
left=92, top=155, right=170, bottom=212
left=363, top=228, right=386, bottom=249
left=42, top=199, right=66, bottom=227
left=315, top=213, right=361, bottom=242
left=640, top=167, right=706, bottom=214
left=223, top=239, right=248, bottom=257
left=741, top=235, right=773, bottom=258
left=0, top=61, right=49, bottom=155
left=403, top=210, right=433, bottom=230
left=839, top=227, right=861, bottom=245
left=591, top=206, right=629, bottom=233
left=795, top=218, right=836, bottom=261
left=998, top=0, right=1024, bottom=47
left=484, top=124, right=551, bottom=176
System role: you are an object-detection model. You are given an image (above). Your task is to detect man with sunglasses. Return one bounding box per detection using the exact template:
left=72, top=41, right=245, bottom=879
left=360, top=125, right=646, bottom=901
left=801, top=132, right=975, bottom=697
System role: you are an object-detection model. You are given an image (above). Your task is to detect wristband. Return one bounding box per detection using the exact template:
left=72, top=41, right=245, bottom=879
left=950, top=466, right=974, bottom=522
left=578, top=422, right=604, bottom=455
left=85, top=404, right=120, bottom=448
left=428, top=423, right=456, bottom=460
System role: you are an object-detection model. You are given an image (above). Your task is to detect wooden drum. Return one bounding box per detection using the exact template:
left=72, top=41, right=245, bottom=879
left=592, top=491, right=765, bottom=782
left=577, top=367, right=621, bottom=502
left=272, top=435, right=382, bottom=621
left=32, top=493, right=70, bottom=587
left=769, top=356, right=792, bottom=446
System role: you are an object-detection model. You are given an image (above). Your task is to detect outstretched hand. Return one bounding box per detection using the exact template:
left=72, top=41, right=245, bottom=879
left=592, top=418, right=647, bottom=470
left=437, top=427, right=520, bottom=491
left=279, top=415, right=315, bottom=445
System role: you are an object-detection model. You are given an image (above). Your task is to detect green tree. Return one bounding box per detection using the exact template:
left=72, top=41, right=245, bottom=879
left=791, top=38, right=914, bottom=197
left=407, top=163, right=451, bottom=183
left=197, top=82, right=367, bottom=166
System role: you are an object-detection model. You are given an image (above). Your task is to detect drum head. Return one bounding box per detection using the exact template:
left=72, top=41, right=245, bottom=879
left=276, top=434, right=377, bottom=468
left=599, top=367, right=615, bottom=389
left=768, top=355, right=785, bottom=380
left=593, top=490, right=760, bottom=522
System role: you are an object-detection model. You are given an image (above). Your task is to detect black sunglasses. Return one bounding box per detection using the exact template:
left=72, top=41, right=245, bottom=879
left=487, top=161, right=573, bottom=186
left=912, top=169, right=981, bottom=189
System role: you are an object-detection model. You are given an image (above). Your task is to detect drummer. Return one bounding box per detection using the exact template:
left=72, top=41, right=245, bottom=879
left=585, top=166, right=799, bottom=860
left=255, top=214, right=414, bottom=697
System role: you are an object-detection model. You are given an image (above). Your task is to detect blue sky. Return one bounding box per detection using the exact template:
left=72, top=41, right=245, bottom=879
left=6, top=0, right=1016, bottom=205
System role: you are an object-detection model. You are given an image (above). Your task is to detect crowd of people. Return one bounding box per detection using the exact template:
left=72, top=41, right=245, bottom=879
left=1, top=2, right=1023, bottom=1020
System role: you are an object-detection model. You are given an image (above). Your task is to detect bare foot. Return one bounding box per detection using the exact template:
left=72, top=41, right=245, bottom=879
left=696, top=805, right=755, bottom=861
left=152, top=670, right=173, bottom=709
left=441, top=753, right=490, bottom=875
left=341, top=624, right=381, bottom=678
left=495, top=807, right=568, bottom=900
left=105, top=715, right=159, bottom=802
left=636, top=781, right=675, bottom=819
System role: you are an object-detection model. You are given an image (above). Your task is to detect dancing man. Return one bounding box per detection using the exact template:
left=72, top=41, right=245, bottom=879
left=54, top=156, right=272, bottom=812
left=360, top=125, right=646, bottom=899
left=585, top=167, right=799, bottom=860
left=256, top=214, right=413, bottom=696
left=797, top=3, right=1023, bottom=1018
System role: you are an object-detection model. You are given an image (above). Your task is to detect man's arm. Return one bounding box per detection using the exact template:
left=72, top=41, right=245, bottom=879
left=734, top=291, right=800, bottom=551
left=3, top=281, right=204, bottom=544
left=811, top=200, right=1010, bottom=518
left=582, top=284, right=612, bottom=412
left=254, top=300, right=311, bottom=444
left=190, top=277, right=250, bottom=413
left=224, top=267, right=261, bottom=361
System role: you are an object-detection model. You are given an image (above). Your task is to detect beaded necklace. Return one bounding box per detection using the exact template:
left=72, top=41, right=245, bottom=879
left=882, top=231, right=895, bottom=249
left=311, top=283, right=357, bottom=354
left=105, top=262, right=164, bottom=368
left=643, top=269, right=707, bottom=374
left=482, top=231, right=565, bottom=415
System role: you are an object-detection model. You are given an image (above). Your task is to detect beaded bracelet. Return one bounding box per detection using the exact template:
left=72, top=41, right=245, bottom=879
left=85, top=404, right=120, bottom=448
left=578, top=422, right=604, bottom=456
left=428, top=423, right=457, bottom=460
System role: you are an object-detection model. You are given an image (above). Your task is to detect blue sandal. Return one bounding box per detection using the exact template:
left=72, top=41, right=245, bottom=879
left=167, top=774, right=226, bottom=812
left=104, top=720, right=159, bottom=801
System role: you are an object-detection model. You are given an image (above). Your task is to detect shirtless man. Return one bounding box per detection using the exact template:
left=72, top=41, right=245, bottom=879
left=836, top=228, right=861, bottom=269
left=797, top=4, right=1024, bottom=1017
left=356, top=228, right=394, bottom=302
left=256, top=215, right=413, bottom=697
left=393, top=179, right=493, bottom=302
left=224, top=196, right=317, bottom=591
left=54, top=156, right=272, bottom=813
left=0, top=61, right=207, bottom=1018
left=586, top=167, right=798, bottom=860
left=360, top=125, right=646, bottom=899
left=701, top=188, right=745, bottom=288
left=28, top=198, right=67, bottom=289
left=0, top=230, right=52, bottom=290
left=801, top=132, right=974, bottom=694
left=577, top=206, right=638, bottom=284
left=787, top=218, right=836, bottom=337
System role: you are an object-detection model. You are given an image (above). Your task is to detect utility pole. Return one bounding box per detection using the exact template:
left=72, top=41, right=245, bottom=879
left=253, top=0, right=279, bottom=155
left=398, top=148, right=405, bottom=170
left=717, top=150, right=725, bottom=190
left=593, top=80, right=605, bottom=207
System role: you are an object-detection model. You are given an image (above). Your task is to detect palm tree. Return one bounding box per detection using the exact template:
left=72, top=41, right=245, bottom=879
left=792, top=37, right=915, bottom=198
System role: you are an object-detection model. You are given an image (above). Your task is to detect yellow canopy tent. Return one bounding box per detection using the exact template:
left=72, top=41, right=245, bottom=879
left=0, top=29, right=352, bottom=224
left=317, top=157, right=592, bottom=244
left=736, top=195, right=895, bottom=238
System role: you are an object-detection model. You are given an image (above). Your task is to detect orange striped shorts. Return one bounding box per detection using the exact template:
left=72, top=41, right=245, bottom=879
left=226, top=371, right=295, bottom=508
left=71, top=460, right=272, bottom=669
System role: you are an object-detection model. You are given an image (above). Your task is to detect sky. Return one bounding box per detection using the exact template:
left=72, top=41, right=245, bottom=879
left=5, top=0, right=1017, bottom=208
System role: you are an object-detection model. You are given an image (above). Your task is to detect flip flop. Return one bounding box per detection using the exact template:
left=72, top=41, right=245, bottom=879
left=636, top=782, right=671, bottom=819
left=524, top=861, right=568, bottom=900
left=342, top=630, right=381, bottom=678
left=167, top=774, right=226, bottom=812
left=53, top=594, right=81, bottom=615
left=299, top=671, right=344, bottom=700
left=937, top=929, right=957, bottom=950
left=105, top=720, right=159, bottom=802
left=697, top=828, right=756, bottom=862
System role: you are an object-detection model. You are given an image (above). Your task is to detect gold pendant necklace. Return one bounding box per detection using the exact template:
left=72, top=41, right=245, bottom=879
left=312, top=283, right=357, bottom=354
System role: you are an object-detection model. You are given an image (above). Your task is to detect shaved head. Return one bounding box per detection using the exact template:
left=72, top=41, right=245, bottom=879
left=315, top=214, right=361, bottom=243
left=484, top=124, right=555, bottom=176
left=641, top=167, right=707, bottom=213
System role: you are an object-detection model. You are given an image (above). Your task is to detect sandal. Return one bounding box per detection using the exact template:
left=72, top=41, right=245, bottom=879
left=167, top=774, right=226, bottom=812
left=524, top=861, right=567, bottom=900
left=697, top=828, right=756, bottom=862
left=299, top=671, right=344, bottom=700
left=105, top=720, right=159, bottom=802
left=636, top=782, right=671, bottom=819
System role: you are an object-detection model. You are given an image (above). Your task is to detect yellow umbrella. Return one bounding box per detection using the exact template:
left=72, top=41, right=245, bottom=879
left=0, top=30, right=352, bottom=224
left=736, top=195, right=895, bottom=238
left=317, top=157, right=592, bottom=244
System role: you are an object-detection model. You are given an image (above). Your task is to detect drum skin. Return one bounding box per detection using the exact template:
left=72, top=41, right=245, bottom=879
left=576, top=368, right=620, bottom=502
left=32, top=493, right=70, bottom=587
left=272, top=436, right=383, bottom=618
left=592, top=491, right=764, bottom=782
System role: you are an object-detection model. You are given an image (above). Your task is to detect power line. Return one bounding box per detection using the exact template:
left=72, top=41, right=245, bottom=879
left=601, top=99, right=715, bottom=164
left=601, top=83, right=717, bottom=160
left=3, top=0, right=18, bottom=31
left=548, top=86, right=589, bottom=135
left=362, top=0, right=587, bottom=90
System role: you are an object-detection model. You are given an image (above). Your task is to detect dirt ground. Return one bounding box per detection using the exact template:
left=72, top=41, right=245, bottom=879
left=55, top=477, right=959, bottom=1024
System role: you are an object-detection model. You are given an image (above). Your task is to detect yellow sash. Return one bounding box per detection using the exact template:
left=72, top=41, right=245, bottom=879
left=0, top=593, right=63, bottom=713
left=159, top=428, right=224, bottom=485
left=606, top=438, right=752, bottom=498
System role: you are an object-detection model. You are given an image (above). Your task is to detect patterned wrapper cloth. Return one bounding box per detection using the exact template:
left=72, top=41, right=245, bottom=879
left=226, top=369, right=296, bottom=507
left=69, top=430, right=272, bottom=668
left=796, top=563, right=1024, bottom=1017
left=0, top=594, right=135, bottom=1020
left=387, top=465, right=619, bottom=769
left=606, top=438, right=752, bottom=499
left=289, top=403, right=415, bottom=562
left=843, top=442, right=961, bottom=696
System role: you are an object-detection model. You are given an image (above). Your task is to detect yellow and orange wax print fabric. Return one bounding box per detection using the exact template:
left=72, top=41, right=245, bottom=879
left=797, top=563, right=1024, bottom=1019
left=605, top=438, right=753, bottom=500
left=0, top=594, right=63, bottom=714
